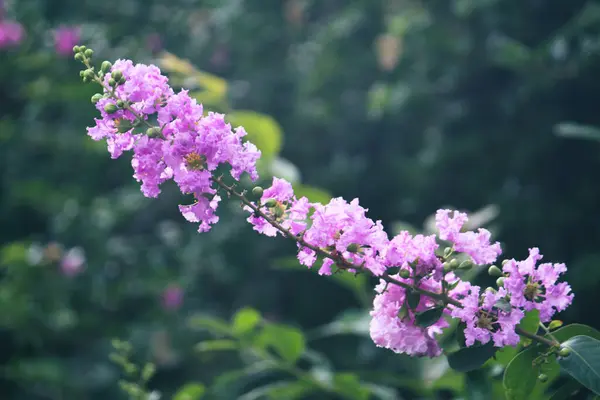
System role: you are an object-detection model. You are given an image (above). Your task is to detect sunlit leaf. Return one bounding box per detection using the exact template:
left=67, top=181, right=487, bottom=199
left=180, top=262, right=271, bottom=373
left=173, top=383, right=205, bottom=400
left=227, top=111, right=283, bottom=160
left=232, top=307, right=261, bottom=336
left=554, top=122, right=600, bottom=142
left=255, top=324, right=305, bottom=364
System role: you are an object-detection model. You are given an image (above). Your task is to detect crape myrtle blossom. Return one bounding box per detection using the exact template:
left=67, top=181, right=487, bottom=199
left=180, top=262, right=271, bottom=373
left=77, top=48, right=574, bottom=359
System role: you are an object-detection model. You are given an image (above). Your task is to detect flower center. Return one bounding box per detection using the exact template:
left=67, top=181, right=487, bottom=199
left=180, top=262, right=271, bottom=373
left=184, top=152, right=206, bottom=170
left=477, top=313, right=493, bottom=330
left=524, top=282, right=540, bottom=301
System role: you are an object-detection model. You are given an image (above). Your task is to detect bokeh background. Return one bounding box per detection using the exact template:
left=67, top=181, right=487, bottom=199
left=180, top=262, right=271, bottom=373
left=1, top=0, right=600, bottom=399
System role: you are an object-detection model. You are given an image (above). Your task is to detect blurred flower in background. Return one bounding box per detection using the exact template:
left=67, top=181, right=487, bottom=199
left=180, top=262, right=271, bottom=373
left=0, top=19, right=24, bottom=48
left=53, top=25, right=80, bottom=56
left=161, top=284, right=184, bottom=310
left=60, top=246, right=86, bottom=277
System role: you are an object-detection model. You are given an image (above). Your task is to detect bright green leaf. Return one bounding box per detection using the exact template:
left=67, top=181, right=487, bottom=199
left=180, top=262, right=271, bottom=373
left=256, top=324, right=305, bottom=364
left=414, top=306, right=444, bottom=328
left=227, top=111, right=283, bottom=160
left=333, top=373, right=370, bottom=400
left=292, top=184, right=332, bottom=204
left=558, top=335, right=600, bottom=395
left=447, top=342, right=497, bottom=372
left=238, top=381, right=314, bottom=400
left=232, top=307, right=261, bottom=336
left=187, top=314, right=231, bottom=336
left=173, top=383, right=206, bottom=400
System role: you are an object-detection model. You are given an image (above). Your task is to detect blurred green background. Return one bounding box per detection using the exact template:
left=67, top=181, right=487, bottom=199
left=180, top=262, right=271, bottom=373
left=2, top=0, right=600, bottom=399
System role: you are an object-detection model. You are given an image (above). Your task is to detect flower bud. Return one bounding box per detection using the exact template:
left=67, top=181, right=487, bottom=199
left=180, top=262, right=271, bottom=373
left=73, top=45, right=80, bottom=53
left=104, top=103, right=118, bottom=114
left=91, top=93, right=103, bottom=104
left=458, top=260, right=473, bottom=270
left=252, top=186, right=264, bottom=198
left=108, top=78, right=117, bottom=87
left=443, top=247, right=453, bottom=259
left=449, top=259, right=459, bottom=269
left=74, top=53, right=84, bottom=61
left=84, top=49, right=93, bottom=58
left=496, top=277, right=505, bottom=287
left=399, top=269, right=410, bottom=279
left=502, top=259, right=509, bottom=266
left=346, top=243, right=360, bottom=253
left=83, top=69, right=95, bottom=81
left=111, top=70, right=123, bottom=82
left=558, top=347, right=571, bottom=358
left=146, top=127, right=162, bottom=138
left=264, top=199, right=277, bottom=208
left=116, top=100, right=124, bottom=108
left=272, top=206, right=285, bottom=219
left=78, top=45, right=87, bottom=52
left=537, top=373, right=548, bottom=383
left=488, top=265, right=502, bottom=277
left=101, top=61, right=112, bottom=73
left=442, top=261, right=451, bottom=273
left=79, top=70, right=85, bottom=77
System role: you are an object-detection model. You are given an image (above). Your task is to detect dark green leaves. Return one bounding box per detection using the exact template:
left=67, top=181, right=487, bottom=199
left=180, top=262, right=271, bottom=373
left=503, top=324, right=600, bottom=400
left=414, top=306, right=444, bottom=327
left=558, top=335, right=600, bottom=395
left=517, top=310, right=540, bottom=345
left=447, top=342, right=497, bottom=372
left=406, top=290, right=421, bottom=310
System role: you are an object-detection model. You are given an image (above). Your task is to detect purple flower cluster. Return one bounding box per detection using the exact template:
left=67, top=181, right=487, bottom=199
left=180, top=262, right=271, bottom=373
left=87, top=60, right=260, bottom=232
left=0, top=19, right=24, bottom=48
left=83, top=56, right=574, bottom=358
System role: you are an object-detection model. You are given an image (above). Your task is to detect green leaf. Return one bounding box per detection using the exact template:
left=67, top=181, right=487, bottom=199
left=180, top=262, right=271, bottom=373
left=495, top=345, right=519, bottom=366
left=414, top=306, right=444, bottom=327
left=232, top=307, right=261, bottom=336
left=238, top=381, right=314, bottom=400
left=227, top=111, right=283, bottom=160
left=1, top=242, right=27, bottom=265
left=517, top=309, right=541, bottom=345
left=333, top=373, right=371, bottom=400
left=494, top=298, right=512, bottom=313
left=256, top=324, right=305, bottom=364
left=194, top=339, right=238, bottom=353
left=406, top=290, right=421, bottom=310
left=173, top=383, right=206, bottom=400
left=293, top=184, right=332, bottom=204
left=447, top=342, right=497, bottom=372
left=554, top=122, right=600, bottom=142
left=309, top=309, right=370, bottom=339
left=548, top=379, right=582, bottom=400
left=187, top=315, right=231, bottom=336
left=558, top=335, right=600, bottom=395
left=549, top=320, right=564, bottom=331
left=504, top=324, right=600, bottom=400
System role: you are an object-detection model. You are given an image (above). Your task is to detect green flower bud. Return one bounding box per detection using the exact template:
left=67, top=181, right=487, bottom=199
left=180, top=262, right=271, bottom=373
left=442, top=261, right=451, bottom=273
left=264, top=199, right=277, bottom=208
left=73, top=45, right=80, bottom=53
left=91, top=93, right=103, bottom=104
left=74, top=53, right=84, bottom=61
left=443, top=247, right=453, bottom=259
left=104, top=103, right=118, bottom=114
left=399, top=269, right=410, bottom=279
left=78, top=45, right=87, bottom=52
left=346, top=243, right=360, bottom=253
left=496, top=277, right=505, bottom=287
left=108, top=78, right=117, bottom=87
left=488, top=265, right=502, bottom=277
left=116, top=100, right=124, bottom=108
left=537, top=373, right=548, bottom=383
left=79, top=70, right=85, bottom=77
left=458, top=260, right=473, bottom=270
left=449, top=259, right=459, bottom=269
left=101, top=61, right=112, bottom=73
left=84, top=49, right=93, bottom=58
left=558, top=347, right=571, bottom=358
left=83, top=69, right=95, bottom=81
left=502, top=259, right=509, bottom=266
left=252, top=186, right=264, bottom=198
left=146, top=127, right=162, bottom=138
left=111, top=70, right=123, bottom=82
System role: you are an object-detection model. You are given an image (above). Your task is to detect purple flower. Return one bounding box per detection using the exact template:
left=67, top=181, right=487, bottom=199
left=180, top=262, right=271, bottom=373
left=53, top=26, right=80, bottom=56
left=162, top=285, right=184, bottom=310
left=436, top=209, right=502, bottom=265
left=60, top=247, right=85, bottom=277
left=0, top=19, right=24, bottom=48
left=503, top=248, right=573, bottom=322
